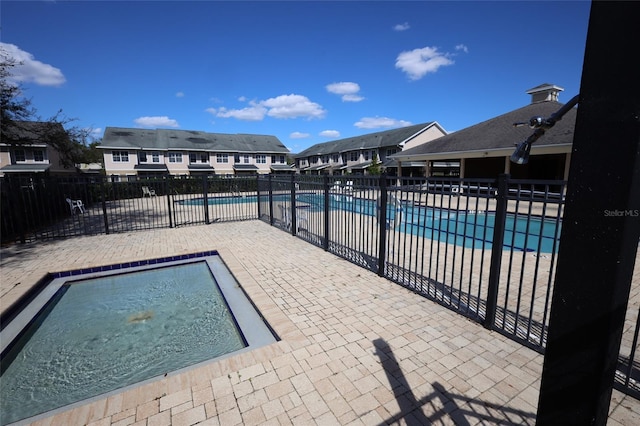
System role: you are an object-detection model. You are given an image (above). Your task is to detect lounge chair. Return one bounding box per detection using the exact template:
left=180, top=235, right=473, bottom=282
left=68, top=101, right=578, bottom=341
left=278, top=204, right=309, bottom=232
left=66, top=198, right=85, bottom=215
left=142, top=186, right=157, bottom=197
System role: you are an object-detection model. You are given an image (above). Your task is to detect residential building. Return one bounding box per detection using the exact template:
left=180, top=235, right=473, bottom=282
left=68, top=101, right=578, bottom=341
left=294, top=122, right=447, bottom=176
left=99, top=127, right=292, bottom=180
left=0, top=121, right=80, bottom=177
left=391, top=84, right=576, bottom=180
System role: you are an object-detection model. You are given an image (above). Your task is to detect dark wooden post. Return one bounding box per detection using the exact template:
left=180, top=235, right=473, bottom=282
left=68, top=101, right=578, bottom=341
left=536, top=2, right=640, bottom=424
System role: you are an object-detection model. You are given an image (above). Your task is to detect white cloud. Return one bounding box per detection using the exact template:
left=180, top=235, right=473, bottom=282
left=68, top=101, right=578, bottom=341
left=89, top=127, right=103, bottom=139
left=319, top=130, right=340, bottom=138
left=207, top=94, right=326, bottom=121
left=395, top=46, right=454, bottom=80
left=393, top=22, right=410, bottom=31
left=134, top=116, right=179, bottom=128
left=354, top=117, right=412, bottom=129
left=290, top=131, right=310, bottom=139
left=176, top=91, right=185, bottom=98
left=326, top=82, right=364, bottom=102
left=263, top=94, right=326, bottom=119
left=0, top=42, right=65, bottom=87
left=455, top=44, right=469, bottom=53
left=238, top=96, right=247, bottom=102
left=207, top=102, right=267, bottom=121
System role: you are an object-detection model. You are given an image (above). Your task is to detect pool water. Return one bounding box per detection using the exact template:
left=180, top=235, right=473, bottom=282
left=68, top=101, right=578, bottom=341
left=0, top=257, right=273, bottom=425
left=182, top=193, right=561, bottom=253
left=297, top=193, right=561, bottom=253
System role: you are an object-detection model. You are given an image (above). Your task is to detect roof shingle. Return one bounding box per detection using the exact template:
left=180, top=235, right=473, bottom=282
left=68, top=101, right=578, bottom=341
left=100, top=127, right=289, bottom=154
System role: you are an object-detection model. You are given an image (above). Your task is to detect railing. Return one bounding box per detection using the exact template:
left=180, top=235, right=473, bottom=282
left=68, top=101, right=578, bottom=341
left=258, top=173, right=640, bottom=399
left=0, top=175, right=258, bottom=243
left=1, top=173, right=638, bottom=399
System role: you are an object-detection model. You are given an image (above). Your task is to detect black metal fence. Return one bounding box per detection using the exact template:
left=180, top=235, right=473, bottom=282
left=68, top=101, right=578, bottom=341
left=258, top=174, right=640, bottom=399
left=1, top=173, right=638, bottom=399
left=0, top=175, right=258, bottom=243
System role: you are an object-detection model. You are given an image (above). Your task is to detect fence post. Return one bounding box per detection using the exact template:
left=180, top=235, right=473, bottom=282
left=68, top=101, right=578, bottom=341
left=101, top=178, right=110, bottom=235
left=267, top=174, right=274, bottom=226
left=203, top=175, right=210, bottom=224
left=257, top=175, right=262, bottom=219
left=166, top=177, right=174, bottom=228
left=290, top=174, right=297, bottom=236
left=377, top=173, right=388, bottom=277
left=483, top=173, right=509, bottom=329
left=323, top=176, right=330, bottom=251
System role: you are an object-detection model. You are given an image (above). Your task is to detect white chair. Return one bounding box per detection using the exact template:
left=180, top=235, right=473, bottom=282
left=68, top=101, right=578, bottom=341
left=142, top=186, right=157, bottom=197
left=66, top=198, right=85, bottom=215
left=345, top=181, right=354, bottom=193
left=295, top=206, right=309, bottom=231
left=278, top=204, right=291, bottom=229
left=278, top=204, right=309, bottom=232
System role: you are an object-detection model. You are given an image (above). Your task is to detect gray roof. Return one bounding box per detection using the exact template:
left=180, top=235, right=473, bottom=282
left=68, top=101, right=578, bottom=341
left=1, top=121, right=66, bottom=146
left=99, top=127, right=289, bottom=154
left=395, top=101, right=576, bottom=158
left=294, top=122, right=441, bottom=158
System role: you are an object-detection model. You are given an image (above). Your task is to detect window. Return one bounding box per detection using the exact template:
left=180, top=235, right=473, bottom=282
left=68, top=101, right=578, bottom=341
left=386, top=148, right=398, bottom=157
left=216, top=153, right=229, bottom=163
left=13, top=149, right=25, bottom=162
left=256, top=155, right=266, bottom=164
left=168, top=152, right=182, bottom=163
left=243, top=155, right=250, bottom=164
left=363, top=151, right=370, bottom=161
left=332, top=154, right=340, bottom=164
left=349, top=152, right=358, bottom=162
left=33, top=150, right=45, bottom=162
left=234, top=154, right=240, bottom=163
left=112, top=151, right=129, bottom=162
left=138, top=152, right=147, bottom=163
left=151, top=152, right=160, bottom=163
left=190, top=153, right=209, bottom=163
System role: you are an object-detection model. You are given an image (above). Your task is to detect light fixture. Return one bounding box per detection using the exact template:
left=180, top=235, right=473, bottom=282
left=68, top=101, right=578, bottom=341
left=511, top=94, right=580, bottom=164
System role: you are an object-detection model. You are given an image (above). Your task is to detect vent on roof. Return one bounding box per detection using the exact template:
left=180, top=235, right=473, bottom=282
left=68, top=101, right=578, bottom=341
left=112, top=131, right=134, bottom=137
left=526, top=84, right=564, bottom=103
left=187, top=137, right=210, bottom=143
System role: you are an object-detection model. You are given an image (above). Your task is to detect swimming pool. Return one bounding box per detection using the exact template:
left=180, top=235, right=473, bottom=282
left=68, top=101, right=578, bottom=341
left=0, top=252, right=276, bottom=425
left=181, top=193, right=561, bottom=253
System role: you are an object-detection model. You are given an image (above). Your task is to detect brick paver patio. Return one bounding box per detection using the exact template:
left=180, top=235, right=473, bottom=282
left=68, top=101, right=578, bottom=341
left=1, top=221, right=639, bottom=425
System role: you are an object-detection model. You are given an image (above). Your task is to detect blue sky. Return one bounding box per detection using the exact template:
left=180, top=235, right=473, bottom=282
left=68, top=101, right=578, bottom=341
left=2, top=1, right=591, bottom=154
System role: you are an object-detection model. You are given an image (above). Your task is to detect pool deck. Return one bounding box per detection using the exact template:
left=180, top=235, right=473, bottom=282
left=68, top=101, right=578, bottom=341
left=1, top=221, right=639, bottom=425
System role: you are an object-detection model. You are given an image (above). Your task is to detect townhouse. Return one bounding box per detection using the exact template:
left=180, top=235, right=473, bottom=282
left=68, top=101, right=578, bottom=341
left=99, top=127, right=292, bottom=180
left=0, top=121, right=79, bottom=177
left=294, top=122, right=447, bottom=176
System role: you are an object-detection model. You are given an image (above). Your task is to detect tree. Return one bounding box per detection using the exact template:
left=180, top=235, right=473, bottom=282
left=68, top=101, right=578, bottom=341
left=367, top=152, right=382, bottom=175
left=1, top=47, right=93, bottom=168
left=81, top=139, right=104, bottom=164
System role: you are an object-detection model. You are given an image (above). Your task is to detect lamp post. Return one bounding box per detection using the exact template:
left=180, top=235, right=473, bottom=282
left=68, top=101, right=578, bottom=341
left=510, top=94, right=580, bottom=165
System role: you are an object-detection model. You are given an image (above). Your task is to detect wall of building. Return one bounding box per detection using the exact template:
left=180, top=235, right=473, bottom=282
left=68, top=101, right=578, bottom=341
left=402, top=125, right=446, bottom=151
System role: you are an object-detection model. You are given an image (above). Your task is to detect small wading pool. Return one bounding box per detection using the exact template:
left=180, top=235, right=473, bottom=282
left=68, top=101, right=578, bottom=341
left=0, top=252, right=276, bottom=425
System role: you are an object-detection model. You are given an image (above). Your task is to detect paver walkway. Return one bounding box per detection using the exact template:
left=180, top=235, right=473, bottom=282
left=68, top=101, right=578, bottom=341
left=1, top=221, right=638, bottom=425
